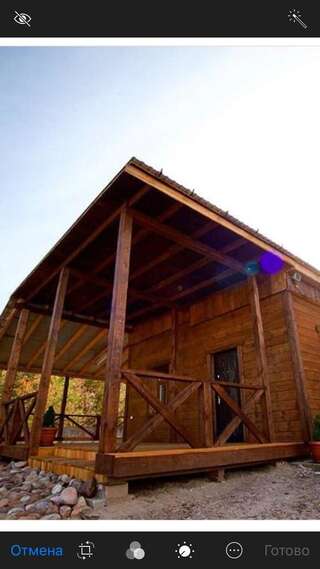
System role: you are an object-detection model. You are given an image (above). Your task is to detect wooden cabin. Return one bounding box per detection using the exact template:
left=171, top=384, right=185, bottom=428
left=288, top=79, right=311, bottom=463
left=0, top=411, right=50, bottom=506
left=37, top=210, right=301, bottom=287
left=0, top=157, right=318, bottom=486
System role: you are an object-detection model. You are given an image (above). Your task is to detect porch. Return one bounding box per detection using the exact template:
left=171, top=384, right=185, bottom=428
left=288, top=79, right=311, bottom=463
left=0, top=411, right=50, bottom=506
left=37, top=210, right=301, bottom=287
left=0, top=366, right=309, bottom=482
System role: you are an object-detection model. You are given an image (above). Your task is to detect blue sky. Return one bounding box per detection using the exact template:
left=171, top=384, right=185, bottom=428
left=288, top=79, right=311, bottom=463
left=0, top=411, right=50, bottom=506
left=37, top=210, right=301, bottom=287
left=1, top=46, right=320, bottom=311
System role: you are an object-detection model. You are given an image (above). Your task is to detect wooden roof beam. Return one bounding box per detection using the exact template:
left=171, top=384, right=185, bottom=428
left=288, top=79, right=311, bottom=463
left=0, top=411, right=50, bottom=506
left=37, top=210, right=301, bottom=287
left=129, top=220, right=216, bottom=283
left=24, top=302, right=116, bottom=330
left=24, top=184, right=150, bottom=304
left=128, top=208, right=245, bottom=274
left=0, top=307, right=18, bottom=342
left=66, top=201, right=181, bottom=301
left=70, top=268, right=176, bottom=315
left=148, top=238, right=246, bottom=295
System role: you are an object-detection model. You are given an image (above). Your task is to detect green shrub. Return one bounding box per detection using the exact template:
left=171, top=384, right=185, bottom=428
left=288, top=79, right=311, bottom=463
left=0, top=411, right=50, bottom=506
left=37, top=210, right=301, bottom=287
left=313, top=414, right=320, bottom=441
left=43, top=406, right=56, bottom=428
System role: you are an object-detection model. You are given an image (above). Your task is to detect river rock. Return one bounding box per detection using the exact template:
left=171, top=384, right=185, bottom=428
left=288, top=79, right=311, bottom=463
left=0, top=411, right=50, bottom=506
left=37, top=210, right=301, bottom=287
left=15, top=461, right=28, bottom=469
left=51, top=487, right=78, bottom=506
left=7, top=507, right=25, bottom=519
left=59, top=474, right=70, bottom=484
left=51, top=483, right=63, bottom=495
left=79, top=478, right=97, bottom=498
left=60, top=505, right=72, bottom=519
left=20, top=495, right=31, bottom=504
left=71, top=496, right=88, bottom=519
left=69, top=479, right=82, bottom=492
left=41, top=513, right=61, bottom=520
left=80, top=508, right=100, bottom=520
left=19, top=513, right=41, bottom=520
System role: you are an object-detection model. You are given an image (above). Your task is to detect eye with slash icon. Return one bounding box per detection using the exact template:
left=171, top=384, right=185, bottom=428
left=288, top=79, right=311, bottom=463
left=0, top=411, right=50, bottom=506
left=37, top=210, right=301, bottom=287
left=175, top=542, right=195, bottom=559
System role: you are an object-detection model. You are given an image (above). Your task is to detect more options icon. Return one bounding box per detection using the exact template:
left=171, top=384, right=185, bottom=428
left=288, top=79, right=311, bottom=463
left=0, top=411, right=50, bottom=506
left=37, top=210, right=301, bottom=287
left=225, top=541, right=243, bottom=560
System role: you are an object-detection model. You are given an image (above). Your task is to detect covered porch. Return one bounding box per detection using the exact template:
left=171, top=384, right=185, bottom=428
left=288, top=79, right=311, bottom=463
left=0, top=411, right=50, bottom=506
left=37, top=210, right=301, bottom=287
left=0, top=159, right=311, bottom=484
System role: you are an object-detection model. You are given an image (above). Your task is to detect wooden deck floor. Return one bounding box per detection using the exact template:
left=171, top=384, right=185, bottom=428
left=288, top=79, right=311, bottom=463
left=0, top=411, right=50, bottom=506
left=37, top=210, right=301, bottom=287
left=96, top=441, right=309, bottom=480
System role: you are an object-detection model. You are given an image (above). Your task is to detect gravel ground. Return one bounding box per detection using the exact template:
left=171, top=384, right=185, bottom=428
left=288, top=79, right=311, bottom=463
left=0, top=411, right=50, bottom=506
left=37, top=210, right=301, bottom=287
left=98, top=461, right=320, bottom=520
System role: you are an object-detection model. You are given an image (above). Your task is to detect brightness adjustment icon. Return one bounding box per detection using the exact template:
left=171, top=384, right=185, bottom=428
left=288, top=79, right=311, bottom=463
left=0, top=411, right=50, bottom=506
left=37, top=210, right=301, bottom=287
left=175, top=542, right=195, bottom=559
left=288, top=9, right=307, bottom=29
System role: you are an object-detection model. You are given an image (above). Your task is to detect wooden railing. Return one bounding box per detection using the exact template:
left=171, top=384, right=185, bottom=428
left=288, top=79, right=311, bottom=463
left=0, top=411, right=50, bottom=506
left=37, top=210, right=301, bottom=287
left=121, top=369, right=202, bottom=451
left=211, top=381, right=266, bottom=445
left=120, top=368, right=267, bottom=452
left=0, top=391, right=38, bottom=445
left=55, top=413, right=101, bottom=441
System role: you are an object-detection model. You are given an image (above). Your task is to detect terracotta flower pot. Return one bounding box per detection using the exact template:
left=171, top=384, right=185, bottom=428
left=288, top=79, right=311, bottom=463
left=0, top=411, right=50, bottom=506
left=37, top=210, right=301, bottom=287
left=310, top=441, right=320, bottom=463
left=40, top=427, right=57, bottom=446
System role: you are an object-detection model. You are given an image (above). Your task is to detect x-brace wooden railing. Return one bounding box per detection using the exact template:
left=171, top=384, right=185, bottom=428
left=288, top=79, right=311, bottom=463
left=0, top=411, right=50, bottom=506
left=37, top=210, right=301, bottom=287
left=0, top=391, right=38, bottom=445
left=121, top=370, right=202, bottom=451
left=120, top=369, right=268, bottom=452
left=211, top=381, right=267, bottom=445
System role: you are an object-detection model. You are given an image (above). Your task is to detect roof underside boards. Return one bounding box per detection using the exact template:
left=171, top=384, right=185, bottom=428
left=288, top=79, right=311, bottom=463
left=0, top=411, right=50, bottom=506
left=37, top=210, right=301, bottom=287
left=0, top=157, right=319, bottom=376
left=0, top=312, right=108, bottom=381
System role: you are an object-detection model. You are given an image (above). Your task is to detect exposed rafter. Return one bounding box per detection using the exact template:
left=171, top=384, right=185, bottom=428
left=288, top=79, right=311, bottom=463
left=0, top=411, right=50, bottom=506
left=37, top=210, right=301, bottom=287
left=64, top=328, right=107, bottom=372
left=26, top=321, right=67, bottom=370
left=129, top=208, right=245, bottom=274
left=67, top=201, right=181, bottom=301
left=54, top=324, right=87, bottom=363
left=24, top=184, right=150, bottom=304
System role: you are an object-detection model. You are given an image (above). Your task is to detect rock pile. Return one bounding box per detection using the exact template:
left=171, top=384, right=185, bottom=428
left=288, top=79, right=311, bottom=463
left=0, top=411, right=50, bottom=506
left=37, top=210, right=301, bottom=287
left=0, top=460, right=106, bottom=520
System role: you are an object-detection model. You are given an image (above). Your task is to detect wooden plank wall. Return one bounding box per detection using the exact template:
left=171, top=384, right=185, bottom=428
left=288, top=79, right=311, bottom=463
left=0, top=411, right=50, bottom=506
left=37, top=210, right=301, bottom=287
left=291, top=293, right=320, bottom=418
left=125, top=271, right=305, bottom=444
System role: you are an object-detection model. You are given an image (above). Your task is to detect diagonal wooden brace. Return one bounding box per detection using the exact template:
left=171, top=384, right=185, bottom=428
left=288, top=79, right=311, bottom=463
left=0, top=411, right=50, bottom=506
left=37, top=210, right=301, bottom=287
left=211, top=383, right=267, bottom=444
left=123, top=372, right=200, bottom=448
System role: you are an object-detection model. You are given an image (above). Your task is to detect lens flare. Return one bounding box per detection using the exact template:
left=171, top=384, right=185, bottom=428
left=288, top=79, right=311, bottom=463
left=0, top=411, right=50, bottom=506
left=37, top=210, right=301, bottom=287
left=260, top=252, right=283, bottom=274
left=244, top=260, right=260, bottom=276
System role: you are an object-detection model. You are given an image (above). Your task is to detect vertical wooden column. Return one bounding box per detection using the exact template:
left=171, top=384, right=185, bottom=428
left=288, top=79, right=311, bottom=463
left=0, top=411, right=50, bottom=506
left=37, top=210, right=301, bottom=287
left=169, top=308, right=178, bottom=443
left=248, top=275, right=275, bottom=442
left=201, top=382, right=214, bottom=446
left=283, top=291, right=312, bottom=441
left=30, top=267, right=69, bottom=455
left=57, top=376, right=70, bottom=441
left=99, top=210, right=133, bottom=453
left=0, top=308, right=29, bottom=421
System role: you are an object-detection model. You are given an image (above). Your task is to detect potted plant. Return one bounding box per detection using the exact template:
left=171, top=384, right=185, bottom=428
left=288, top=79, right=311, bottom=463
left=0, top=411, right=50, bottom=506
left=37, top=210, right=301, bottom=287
left=310, top=414, right=320, bottom=463
left=40, top=406, right=57, bottom=446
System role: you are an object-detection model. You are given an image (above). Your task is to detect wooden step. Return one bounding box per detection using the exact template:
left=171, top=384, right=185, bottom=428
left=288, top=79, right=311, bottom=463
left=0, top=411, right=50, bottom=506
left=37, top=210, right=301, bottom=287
left=29, top=454, right=107, bottom=483
left=53, top=445, right=97, bottom=461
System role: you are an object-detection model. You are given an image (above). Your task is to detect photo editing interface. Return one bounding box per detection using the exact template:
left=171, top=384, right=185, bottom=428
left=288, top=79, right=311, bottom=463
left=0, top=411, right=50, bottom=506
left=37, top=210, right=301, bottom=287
left=1, top=4, right=320, bottom=567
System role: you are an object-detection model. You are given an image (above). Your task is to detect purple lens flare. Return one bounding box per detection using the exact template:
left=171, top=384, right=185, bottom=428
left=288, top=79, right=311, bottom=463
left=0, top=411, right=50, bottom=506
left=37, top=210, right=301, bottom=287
left=260, top=252, right=284, bottom=274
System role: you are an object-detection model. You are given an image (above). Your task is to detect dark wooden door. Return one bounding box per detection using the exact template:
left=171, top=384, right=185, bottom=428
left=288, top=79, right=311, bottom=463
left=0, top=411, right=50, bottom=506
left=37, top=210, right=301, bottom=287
left=213, top=348, right=244, bottom=443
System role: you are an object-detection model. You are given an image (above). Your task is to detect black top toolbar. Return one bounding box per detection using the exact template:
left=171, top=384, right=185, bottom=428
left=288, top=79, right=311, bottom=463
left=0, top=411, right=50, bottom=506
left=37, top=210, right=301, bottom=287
left=0, top=4, right=319, bottom=37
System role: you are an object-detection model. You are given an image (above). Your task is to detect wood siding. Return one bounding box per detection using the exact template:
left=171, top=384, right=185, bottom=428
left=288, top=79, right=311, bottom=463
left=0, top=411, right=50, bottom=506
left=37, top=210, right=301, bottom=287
left=292, top=293, right=320, bottom=418
left=125, top=272, right=304, bottom=444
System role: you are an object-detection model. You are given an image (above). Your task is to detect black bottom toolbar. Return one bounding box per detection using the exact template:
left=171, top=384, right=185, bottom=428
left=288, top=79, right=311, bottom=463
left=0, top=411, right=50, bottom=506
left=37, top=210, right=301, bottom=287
left=0, top=532, right=317, bottom=567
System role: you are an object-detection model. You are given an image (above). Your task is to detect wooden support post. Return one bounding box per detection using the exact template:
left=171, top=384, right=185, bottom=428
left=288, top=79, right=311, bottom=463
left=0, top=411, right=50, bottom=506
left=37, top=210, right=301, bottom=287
left=99, top=210, right=133, bottom=453
left=208, top=469, right=225, bottom=482
left=201, top=382, right=214, bottom=447
left=248, top=276, right=275, bottom=442
left=0, top=309, right=29, bottom=422
left=169, top=308, right=178, bottom=443
left=283, top=291, right=312, bottom=441
left=29, top=268, right=69, bottom=455
left=57, top=376, right=70, bottom=441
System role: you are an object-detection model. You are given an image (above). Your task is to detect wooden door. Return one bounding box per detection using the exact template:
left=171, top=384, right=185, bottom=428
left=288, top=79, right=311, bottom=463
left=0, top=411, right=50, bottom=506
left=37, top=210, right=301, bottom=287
left=213, top=348, right=244, bottom=443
